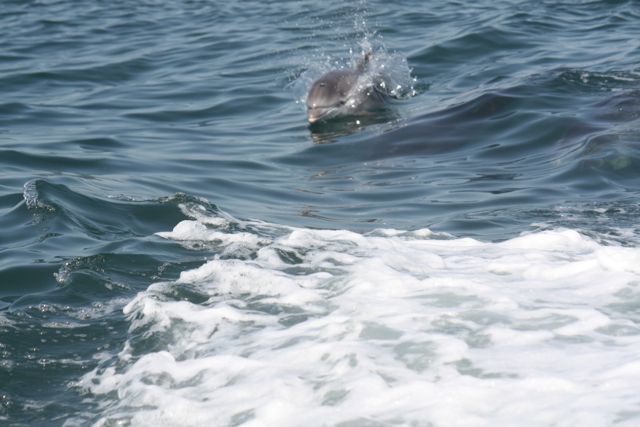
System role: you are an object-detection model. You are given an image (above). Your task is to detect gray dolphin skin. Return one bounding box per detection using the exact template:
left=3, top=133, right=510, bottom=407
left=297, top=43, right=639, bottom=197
left=306, top=53, right=389, bottom=124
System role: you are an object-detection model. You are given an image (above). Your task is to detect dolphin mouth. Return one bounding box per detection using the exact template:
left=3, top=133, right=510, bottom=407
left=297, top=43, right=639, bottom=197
left=307, top=107, right=336, bottom=124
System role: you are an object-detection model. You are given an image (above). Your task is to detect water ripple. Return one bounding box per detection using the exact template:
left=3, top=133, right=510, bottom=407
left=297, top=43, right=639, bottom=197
left=2, top=1, right=640, bottom=421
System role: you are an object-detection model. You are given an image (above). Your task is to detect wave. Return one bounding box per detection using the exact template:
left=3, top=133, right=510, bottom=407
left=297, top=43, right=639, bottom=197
left=72, top=203, right=640, bottom=426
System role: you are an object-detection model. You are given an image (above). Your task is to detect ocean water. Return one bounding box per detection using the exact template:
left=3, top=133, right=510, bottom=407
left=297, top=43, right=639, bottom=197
left=1, top=0, right=640, bottom=425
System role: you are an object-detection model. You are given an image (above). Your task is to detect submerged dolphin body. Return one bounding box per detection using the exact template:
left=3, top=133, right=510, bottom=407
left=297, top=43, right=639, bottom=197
left=306, top=53, right=391, bottom=124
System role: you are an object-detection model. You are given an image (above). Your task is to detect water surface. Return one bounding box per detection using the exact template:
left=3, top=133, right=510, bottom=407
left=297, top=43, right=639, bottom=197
left=1, top=0, right=640, bottom=425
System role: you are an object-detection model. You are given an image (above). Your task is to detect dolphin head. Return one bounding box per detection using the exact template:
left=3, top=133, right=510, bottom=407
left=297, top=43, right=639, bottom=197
left=306, top=70, right=358, bottom=124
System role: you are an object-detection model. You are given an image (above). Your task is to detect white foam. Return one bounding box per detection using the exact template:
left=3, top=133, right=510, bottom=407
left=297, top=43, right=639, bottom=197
left=156, top=220, right=268, bottom=254
left=77, top=214, right=640, bottom=426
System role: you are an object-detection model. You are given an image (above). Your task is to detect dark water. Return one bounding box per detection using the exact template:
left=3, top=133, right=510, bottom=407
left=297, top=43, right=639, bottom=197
left=2, top=0, right=640, bottom=425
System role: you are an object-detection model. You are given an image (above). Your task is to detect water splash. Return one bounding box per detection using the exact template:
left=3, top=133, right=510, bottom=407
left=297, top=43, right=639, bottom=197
left=22, top=179, right=56, bottom=224
left=289, top=2, right=418, bottom=109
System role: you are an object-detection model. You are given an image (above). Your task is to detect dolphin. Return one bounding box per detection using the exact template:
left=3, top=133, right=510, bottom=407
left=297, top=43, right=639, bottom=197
left=306, top=52, right=391, bottom=124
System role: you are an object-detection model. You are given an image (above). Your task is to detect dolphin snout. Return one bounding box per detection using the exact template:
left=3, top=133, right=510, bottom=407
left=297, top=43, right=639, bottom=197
left=307, top=107, right=331, bottom=124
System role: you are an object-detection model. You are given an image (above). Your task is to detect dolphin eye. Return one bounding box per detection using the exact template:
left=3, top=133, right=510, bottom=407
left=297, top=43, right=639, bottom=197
left=319, top=82, right=326, bottom=87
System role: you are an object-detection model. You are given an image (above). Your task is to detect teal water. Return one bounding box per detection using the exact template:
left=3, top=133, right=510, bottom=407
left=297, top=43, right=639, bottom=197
left=2, top=1, right=640, bottom=425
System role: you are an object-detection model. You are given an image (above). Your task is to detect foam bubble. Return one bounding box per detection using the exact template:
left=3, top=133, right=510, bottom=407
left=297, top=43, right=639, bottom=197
left=76, top=211, right=640, bottom=426
left=156, top=220, right=268, bottom=254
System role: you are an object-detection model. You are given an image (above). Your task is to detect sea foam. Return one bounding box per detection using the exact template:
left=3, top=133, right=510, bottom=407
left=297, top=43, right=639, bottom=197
left=76, top=206, right=640, bottom=427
